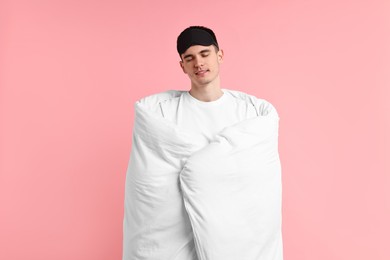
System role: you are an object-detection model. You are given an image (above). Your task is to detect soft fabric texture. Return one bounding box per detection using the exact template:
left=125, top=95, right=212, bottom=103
left=157, top=90, right=258, bottom=142
left=123, top=89, right=283, bottom=260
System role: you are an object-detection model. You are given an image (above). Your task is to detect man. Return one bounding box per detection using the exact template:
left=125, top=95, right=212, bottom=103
left=158, top=26, right=258, bottom=143
left=123, top=26, right=283, bottom=260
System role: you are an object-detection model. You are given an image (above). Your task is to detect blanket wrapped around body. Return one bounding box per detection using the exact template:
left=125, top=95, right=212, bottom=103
left=123, top=89, right=283, bottom=260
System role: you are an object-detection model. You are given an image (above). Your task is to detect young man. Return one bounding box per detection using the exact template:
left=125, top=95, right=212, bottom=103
left=159, top=26, right=258, bottom=143
left=123, top=26, right=283, bottom=260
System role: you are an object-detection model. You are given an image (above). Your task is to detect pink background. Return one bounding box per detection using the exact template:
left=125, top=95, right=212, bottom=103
left=1, top=0, right=389, bottom=259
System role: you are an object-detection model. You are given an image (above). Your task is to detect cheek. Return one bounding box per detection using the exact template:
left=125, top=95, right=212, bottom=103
left=184, top=64, right=194, bottom=74
left=181, top=64, right=188, bottom=73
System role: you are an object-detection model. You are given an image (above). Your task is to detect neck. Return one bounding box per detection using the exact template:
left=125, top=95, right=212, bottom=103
left=189, top=86, right=223, bottom=102
left=189, top=78, right=223, bottom=102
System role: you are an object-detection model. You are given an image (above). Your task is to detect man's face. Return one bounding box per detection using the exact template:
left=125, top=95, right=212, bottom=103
left=179, top=45, right=224, bottom=88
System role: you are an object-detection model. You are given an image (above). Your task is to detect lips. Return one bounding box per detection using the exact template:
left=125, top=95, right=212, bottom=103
left=195, top=69, right=209, bottom=76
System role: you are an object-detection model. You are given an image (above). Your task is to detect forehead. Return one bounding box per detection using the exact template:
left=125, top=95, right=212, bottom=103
left=181, top=45, right=214, bottom=56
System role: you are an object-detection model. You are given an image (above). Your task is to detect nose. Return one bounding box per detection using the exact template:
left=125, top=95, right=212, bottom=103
left=194, top=57, right=204, bottom=68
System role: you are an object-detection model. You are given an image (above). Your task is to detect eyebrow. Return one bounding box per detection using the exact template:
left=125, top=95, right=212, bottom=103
left=182, top=49, right=211, bottom=60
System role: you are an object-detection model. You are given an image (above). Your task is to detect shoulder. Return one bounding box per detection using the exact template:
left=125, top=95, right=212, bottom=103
left=137, top=90, right=184, bottom=106
left=222, top=88, right=279, bottom=117
left=135, top=90, right=185, bottom=111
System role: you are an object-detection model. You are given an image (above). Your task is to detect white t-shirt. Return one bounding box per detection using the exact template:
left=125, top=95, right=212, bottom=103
left=157, top=90, right=258, bottom=142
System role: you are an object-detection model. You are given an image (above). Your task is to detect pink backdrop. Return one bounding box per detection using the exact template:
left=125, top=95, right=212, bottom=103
left=1, top=0, right=389, bottom=259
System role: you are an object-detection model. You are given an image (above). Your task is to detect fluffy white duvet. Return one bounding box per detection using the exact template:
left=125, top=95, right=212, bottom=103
left=123, top=89, right=283, bottom=260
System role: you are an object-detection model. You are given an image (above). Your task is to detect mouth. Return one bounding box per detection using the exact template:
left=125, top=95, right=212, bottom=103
left=195, top=69, right=209, bottom=76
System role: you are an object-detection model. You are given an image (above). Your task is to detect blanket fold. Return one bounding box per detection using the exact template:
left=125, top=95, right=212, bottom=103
left=123, top=89, right=283, bottom=260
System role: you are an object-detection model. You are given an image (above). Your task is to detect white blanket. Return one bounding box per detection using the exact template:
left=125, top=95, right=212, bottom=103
left=123, top=89, right=283, bottom=260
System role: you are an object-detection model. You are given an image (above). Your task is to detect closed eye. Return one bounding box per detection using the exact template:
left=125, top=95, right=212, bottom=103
left=200, top=50, right=210, bottom=57
left=183, top=54, right=193, bottom=62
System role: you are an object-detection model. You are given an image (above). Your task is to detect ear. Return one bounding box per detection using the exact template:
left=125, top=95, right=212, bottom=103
left=179, top=60, right=187, bottom=74
left=217, top=49, right=224, bottom=63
